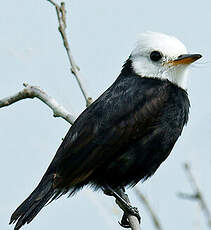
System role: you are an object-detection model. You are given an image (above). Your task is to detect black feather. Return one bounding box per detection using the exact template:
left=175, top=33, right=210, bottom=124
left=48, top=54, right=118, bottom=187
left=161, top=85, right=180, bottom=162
left=10, top=175, right=55, bottom=230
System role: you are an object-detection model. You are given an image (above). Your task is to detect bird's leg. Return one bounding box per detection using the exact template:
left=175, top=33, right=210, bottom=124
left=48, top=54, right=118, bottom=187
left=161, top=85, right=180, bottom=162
left=103, top=186, right=124, bottom=197
left=103, top=186, right=141, bottom=228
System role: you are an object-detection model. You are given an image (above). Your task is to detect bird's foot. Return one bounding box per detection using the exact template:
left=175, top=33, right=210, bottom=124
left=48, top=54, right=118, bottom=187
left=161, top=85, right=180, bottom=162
left=103, top=186, right=141, bottom=228
left=120, top=212, right=131, bottom=228
left=117, top=200, right=141, bottom=228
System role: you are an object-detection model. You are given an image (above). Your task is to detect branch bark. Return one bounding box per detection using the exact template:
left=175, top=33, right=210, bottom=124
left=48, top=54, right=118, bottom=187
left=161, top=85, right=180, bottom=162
left=0, top=83, right=75, bottom=124
left=47, top=0, right=92, bottom=107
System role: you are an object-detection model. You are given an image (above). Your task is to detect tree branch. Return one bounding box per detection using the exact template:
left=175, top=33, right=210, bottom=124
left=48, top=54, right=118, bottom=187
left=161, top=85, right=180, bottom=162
left=134, top=188, right=163, bottom=230
left=47, top=0, right=92, bottom=107
left=0, top=83, right=76, bottom=124
left=178, top=163, right=211, bottom=229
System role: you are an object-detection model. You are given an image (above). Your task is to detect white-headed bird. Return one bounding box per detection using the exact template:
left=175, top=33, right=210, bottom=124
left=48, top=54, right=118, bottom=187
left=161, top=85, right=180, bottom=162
left=10, top=32, right=202, bottom=229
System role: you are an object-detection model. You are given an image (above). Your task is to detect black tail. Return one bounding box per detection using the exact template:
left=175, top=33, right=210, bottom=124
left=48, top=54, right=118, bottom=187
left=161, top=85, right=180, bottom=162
left=10, top=174, right=55, bottom=230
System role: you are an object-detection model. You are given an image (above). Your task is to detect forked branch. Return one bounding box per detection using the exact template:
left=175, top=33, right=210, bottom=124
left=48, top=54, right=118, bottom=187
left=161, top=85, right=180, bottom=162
left=47, top=0, right=92, bottom=107
left=0, top=83, right=75, bottom=124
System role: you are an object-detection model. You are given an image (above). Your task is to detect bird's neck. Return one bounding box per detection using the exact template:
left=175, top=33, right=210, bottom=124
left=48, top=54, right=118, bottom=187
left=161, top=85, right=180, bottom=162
left=119, top=58, right=188, bottom=90
left=120, top=58, right=135, bottom=76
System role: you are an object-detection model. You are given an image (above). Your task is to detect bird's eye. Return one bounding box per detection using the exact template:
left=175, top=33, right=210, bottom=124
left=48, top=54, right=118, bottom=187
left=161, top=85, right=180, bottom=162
left=150, top=51, right=162, bottom=62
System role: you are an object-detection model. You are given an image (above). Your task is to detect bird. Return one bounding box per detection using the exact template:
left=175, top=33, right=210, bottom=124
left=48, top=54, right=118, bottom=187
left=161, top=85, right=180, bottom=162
left=10, top=31, right=202, bottom=229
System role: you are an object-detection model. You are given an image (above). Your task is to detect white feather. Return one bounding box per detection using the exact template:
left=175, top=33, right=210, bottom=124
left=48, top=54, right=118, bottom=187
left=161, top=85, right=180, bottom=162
left=130, top=32, right=189, bottom=89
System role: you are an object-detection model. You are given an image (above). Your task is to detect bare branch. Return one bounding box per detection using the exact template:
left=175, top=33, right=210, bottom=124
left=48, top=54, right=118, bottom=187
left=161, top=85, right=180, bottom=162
left=0, top=83, right=76, bottom=125
left=47, top=0, right=93, bottom=107
left=178, top=163, right=211, bottom=229
left=134, top=188, right=163, bottom=230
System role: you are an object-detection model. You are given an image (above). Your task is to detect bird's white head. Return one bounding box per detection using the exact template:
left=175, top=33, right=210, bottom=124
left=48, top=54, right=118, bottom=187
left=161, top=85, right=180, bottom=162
left=130, top=32, right=202, bottom=89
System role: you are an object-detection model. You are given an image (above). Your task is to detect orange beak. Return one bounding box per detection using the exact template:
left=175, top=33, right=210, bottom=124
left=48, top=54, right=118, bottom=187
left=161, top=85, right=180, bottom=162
left=168, top=54, right=202, bottom=65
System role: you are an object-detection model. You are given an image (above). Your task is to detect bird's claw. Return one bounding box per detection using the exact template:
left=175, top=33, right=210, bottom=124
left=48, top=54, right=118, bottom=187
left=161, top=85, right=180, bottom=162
left=119, top=213, right=130, bottom=228
left=119, top=206, right=141, bottom=228
left=103, top=186, right=141, bottom=228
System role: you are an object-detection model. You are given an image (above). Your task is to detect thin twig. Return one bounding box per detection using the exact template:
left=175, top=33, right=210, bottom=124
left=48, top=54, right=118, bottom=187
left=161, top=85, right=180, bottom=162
left=134, top=187, right=163, bottom=230
left=0, top=83, right=76, bottom=124
left=178, top=163, right=211, bottom=229
left=47, top=0, right=92, bottom=107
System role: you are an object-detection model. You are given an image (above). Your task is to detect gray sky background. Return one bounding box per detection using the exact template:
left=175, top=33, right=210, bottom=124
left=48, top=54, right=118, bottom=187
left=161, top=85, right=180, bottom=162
left=0, top=0, right=211, bottom=230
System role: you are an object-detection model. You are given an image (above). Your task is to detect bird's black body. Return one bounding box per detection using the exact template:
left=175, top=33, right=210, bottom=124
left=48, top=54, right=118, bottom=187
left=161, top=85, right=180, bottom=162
left=10, top=59, right=190, bottom=229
